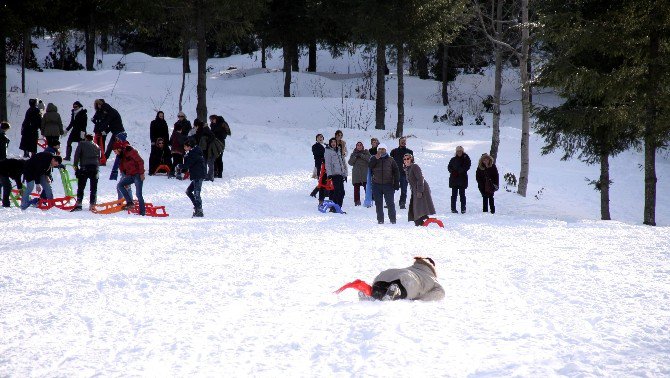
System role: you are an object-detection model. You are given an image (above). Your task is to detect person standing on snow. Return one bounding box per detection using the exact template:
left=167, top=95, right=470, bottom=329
left=362, top=257, right=445, bottom=301
left=150, top=111, right=170, bottom=146
left=476, top=153, right=500, bottom=214
left=19, top=99, right=41, bottom=158
left=369, top=143, right=400, bottom=224
left=0, top=158, right=25, bottom=207
left=71, top=134, right=100, bottom=212
left=113, top=141, right=146, bottom=216
left=40, top=103, right=64, bottom=148
left=369, top=138, right=379, bottom=155
left=170, top=122, right=186, bottom=176
left=447, top=145, right=471, bottom=214
left=64, top=101, right=87, bottom=161
left=390, top=137, right=413, bottom=210
left=175, top=111, right=192, bottom=137
left=404, top=154, right=436, bottom=226
left=209, top=114, right=231, bottom=179
left=348, top=141, right=370, bottom=206
left=95, top=100, right=125, bottom=161
left=324, top=137, right=347, bottom=210
left=0, top=121, right=11, bottom=161
left=20, top=152, right=62, bottom=210
left=309, top=134, right=327, bottom=202
left=180, top=139, right=206, bottom=217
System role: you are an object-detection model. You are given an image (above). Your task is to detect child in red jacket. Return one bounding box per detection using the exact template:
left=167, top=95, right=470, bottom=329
left=113, top=141, right=146, bottom=216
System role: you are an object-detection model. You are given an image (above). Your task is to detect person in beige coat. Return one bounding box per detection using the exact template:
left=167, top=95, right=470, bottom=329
left=370, top=257, right=445, bottom=301
left=40, top=103, right=64, bottom=148
left=404, top=154, right=436, bottom=226
left=348, top=141, right=371, bottom=206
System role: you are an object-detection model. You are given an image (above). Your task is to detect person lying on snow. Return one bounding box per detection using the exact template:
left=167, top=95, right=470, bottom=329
left=338, top=257, right=445, bottom=302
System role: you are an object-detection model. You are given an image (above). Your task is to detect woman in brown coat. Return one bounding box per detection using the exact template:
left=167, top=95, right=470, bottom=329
left=404, top=153, right=436, bottom=226
left=475, top=153, right=500, bottom=213
left=348, top=141, right=371, bottom=206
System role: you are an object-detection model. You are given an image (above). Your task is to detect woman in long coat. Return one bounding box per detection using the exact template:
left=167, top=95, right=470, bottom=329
left=348, top=141, right=371, bottom=206
left=404, top=153, right=436, bottom=226
left=20, top=99, right=42, bottom=157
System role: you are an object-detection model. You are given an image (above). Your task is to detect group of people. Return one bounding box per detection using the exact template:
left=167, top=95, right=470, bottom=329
left=311, top=131, right=501, bottom=225
left=0, top=98, right=232, bottom=218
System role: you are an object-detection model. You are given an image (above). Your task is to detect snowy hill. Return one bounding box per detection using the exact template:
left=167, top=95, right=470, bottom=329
left=0, top=44, right=669, bottom=376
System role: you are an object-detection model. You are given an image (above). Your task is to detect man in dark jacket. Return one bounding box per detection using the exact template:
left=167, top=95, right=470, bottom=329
left=64, top=101, right=87, bottom=161
left=209, top=114, right=231, bottom=178
left=20, top=152, right=62, bottom=210
left=113, top=141, right=145, bottom=216
left=0, top=158, right=25, bottom=207
left=194, top=119, right=218, bottom=181
left=369, top=143, right=400, bottom=224
left=97, top=101, right=125, bottom=160
left=71, top=134, right=100, bottom=211
left=181, top=139, right=206, bottom=217
left=20, top=99, right=42, bottom=158
left=390, top=137, right=413, bottom=209
left=447, top=145, right=471, bottom=213
left=0, top=121, right=11, bottom=161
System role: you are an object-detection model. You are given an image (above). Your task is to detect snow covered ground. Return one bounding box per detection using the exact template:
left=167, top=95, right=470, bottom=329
left=1, top=45, right=669, bottom=376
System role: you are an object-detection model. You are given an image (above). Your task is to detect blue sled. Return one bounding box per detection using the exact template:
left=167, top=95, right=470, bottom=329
left=319, top=200, right=345, bottom=214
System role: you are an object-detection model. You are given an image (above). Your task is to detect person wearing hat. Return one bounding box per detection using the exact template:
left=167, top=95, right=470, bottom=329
left=368, top=142, right=400, bottom=224
left=20, top=152, right=62, bottom=210
left=366, top=257, right=445, bottom=301
left=447, top=145, right=471, bottom=214
left=20, top=99, right=42, bottom=158
left=113, top=141, right=146, bottom=216
left=174, top=111, right=192, bottom=138
left=71, top=134, right=100, bottom=211
left=64, top=101, right=87, bottom=161
left=476, top=153, right=499, bottom=214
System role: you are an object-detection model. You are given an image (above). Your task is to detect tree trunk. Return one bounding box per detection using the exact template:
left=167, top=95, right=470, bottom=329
left=417, top=51, right=429, bottom=80
left=182, top=38, right=191, bottom=74
left=283, top=43, right=292, bottom=97
left=396, top=42, right=405, bottom=138
left=527, top=43, right=532, bottom=105
left=308, top=40, right=316, bottom=72
left=22, top=30, right=29, bottom=94
left=441, top=43, right=449, bottom=105
left=261, top=38, right=266, bottom=69
left=490, top=0, right=504, bottom=161
left=101, top=32, right=108, bottom=52
left=599, top=152, right=611, bottom=220
left=195, top=6, right=208, bottom=121
left=517, top=0, right=530, bottom=197
left=643, top=18, right=660, bottom=226
left=375, top=43, right=386, bottom=130
left=292, top=43, right=299, bottom=72
left=85, top=14, right=95, bottom=71
left=0, top=25, right=7, bottom=122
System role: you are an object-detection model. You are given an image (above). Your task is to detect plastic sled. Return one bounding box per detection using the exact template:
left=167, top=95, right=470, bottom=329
left=363, top=168, right=373, bottom=207
left=94, top=134, right=107, bottom=165
left=422, top=218, right=445, bottom=228
left=153, top=164, right=172, bottom=176
left=127, top=202, right=169, bottom=217
left=334, top=279, right=372, bottom=297
left=37, top=138, right=48, bottom=150
left=91, top=198, right=126, bottom=214
left=37, top=196, right=75, bottom=210
left=59, top=165, right=78, bottom=197
left=318, top=199, right=345, bottom=214
left=316, top=162, right=335, bottom=191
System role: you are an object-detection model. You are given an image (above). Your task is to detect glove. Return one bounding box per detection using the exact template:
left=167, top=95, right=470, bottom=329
left=417, top=192, right=423, bottom=199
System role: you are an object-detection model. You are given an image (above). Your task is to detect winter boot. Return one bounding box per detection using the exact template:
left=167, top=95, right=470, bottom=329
left=70, top=200, right=83, bottom=212
left=194, top=208, right=204, bottom=217
left=310, top=187, right=319, bottom=198
left=381, top=283, right=401, bottom=301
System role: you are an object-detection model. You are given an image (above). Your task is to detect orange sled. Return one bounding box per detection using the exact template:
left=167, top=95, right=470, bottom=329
left=153, top=164, right=171, bottom=175
left=91, top=198, right=126, bottom=214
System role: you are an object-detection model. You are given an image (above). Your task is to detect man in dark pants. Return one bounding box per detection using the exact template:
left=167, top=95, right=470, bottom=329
left=71, top=134, right=100, bottom=211
left=20, top=152, right=62, bottom=210
left=447, top=145, right=471, bottom=214
left=94, top=100, right=125, bottom=160
left=369, top=143, right=400, bottom=224
left=209, top=114, right=231, bottom=178
left=181, top=139, right=207, bottom=217
left=0, top=159, right=25, bottom=207
left=390, top=137, right=413, bottom=209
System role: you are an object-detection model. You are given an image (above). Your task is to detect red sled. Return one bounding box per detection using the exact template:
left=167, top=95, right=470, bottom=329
left=37, top=138, right=48, bottom=150
left=126, top=202, right=170, bottom=217
left=334, top=279, right=372, bottom=297
left=422, top=218, right=444, bottom=228
left=37, top=196, right=75, bottom=210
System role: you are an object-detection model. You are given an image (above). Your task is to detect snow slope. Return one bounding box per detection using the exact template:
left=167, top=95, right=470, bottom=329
left=1, top=45, right=669, bottom=376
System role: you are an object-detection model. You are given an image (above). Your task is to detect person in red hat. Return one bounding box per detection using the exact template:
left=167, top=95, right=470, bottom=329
left=113, top=140, right=145, bottom=216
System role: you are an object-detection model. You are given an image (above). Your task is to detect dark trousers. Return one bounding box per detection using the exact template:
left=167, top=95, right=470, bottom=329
left=372, top=280, right=407, bottom=300
left=206, top=157, right=215, bottom=181
left=186, top=179, right=204, bottom=209
left=104, top=132, right=121, bottom=159
left=214, top=153, right=223, bottom=178
left=171, top=153, right=184, bottom=175
left=65, top=132, right=80, bottom=159
left=45, top=136, right=60, bottom=148
left=451, top=187, right=466, bottom=211
left=399, top=174, right=408, bottom=206
left=373, top=183, right=396, bottom=223
left=331, top=175, right=345, bottom=207
left=76, top=166, right=99, bottom=205
left=0, top=175, right=11, bottom=207
left=481, top=191, right=495, bottom=213
left=353, top=182, right=366, bottom=204
left=118, top=174, right=145, bottom=215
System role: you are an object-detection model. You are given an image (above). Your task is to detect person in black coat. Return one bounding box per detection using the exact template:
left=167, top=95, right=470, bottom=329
left=20, top=152, right=62, bottom=209
left=369, top=138, right=379, bottom=155
left=0, top=121, right=11, bottom=161
left=96, top=101, right=125, bottom=160
left=194, top=119, right=217, bottom=181
left=209, top=114, right=231, bottom=179
left=148, top=137, right=173, bottom=175
left=309, top=134, right=326, bottom=200
left=475, top=153, right=500, bottom=214
left=0, top=158, right=25, bottom=207
left=390, top=137, right=413, bottom=209
left=150, top=111, right=170, bottom=146
left=447, top=145, right=471, bottom=214
left=20, top=99, right=42, bottom=158
left=180, top=139, right=206, bottom=217
left=64, top=101, right=87, bottom=161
